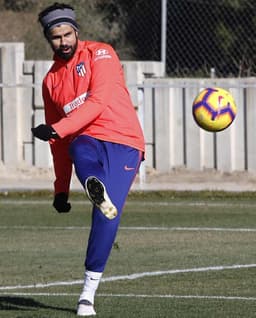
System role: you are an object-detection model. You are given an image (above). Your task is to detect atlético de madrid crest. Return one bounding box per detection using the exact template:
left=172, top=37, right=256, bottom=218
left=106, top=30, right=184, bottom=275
left=76, top=62, right=86, bottom=77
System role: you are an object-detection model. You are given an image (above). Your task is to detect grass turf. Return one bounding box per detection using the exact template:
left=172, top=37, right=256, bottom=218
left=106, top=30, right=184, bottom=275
left=0, top=191, right=256, bottom=317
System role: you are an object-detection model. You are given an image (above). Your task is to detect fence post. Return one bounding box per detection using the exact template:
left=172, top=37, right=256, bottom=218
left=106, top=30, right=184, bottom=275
left=161, top=0, right=167, bottom=76
left=33, top=61, right=53, bottom=168
left=0, top=43, right=25, bottom=165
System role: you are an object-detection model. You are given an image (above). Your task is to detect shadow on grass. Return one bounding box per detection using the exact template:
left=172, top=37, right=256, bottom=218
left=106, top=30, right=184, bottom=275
left=0, top=296, right=76, bottom=314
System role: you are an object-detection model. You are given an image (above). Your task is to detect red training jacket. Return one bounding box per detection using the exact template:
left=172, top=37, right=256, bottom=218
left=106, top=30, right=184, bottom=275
left=42, top=40, right=145, bottom=194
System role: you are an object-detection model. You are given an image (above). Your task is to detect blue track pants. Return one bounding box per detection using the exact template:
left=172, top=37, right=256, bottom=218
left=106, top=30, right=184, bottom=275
left=69, top=135, right=142, bottom=272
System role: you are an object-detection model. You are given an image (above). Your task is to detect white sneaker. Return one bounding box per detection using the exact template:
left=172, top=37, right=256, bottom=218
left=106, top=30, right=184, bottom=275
left=85, top=177, right=117, bottom=219
left=77, top=299, right=96, bottom=316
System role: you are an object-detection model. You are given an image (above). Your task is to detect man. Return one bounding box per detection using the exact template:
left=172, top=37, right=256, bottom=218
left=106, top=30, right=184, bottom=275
left=32, top=2, right=145, bottom=316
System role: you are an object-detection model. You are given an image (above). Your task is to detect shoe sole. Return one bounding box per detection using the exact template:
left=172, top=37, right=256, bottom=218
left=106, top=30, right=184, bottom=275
left=85, top=177, right=117, bottom=220
left=77, top=299, right=96, bottom=316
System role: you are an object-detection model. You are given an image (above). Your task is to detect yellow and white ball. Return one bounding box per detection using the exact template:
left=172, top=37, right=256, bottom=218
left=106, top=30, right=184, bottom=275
left=192, top=87, right=237, bottom=132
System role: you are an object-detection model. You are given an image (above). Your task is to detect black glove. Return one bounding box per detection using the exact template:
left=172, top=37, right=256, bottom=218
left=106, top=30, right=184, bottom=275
left=53, top=192, right=71, bottom=213
left=31, top=124, right=59, bottom=141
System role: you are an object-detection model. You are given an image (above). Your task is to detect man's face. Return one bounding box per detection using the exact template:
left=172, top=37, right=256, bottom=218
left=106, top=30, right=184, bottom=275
left=47, top=24, right=78, bottom=60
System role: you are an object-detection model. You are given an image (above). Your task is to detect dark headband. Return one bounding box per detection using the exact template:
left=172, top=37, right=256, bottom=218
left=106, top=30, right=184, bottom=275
left=39, top=7, right=78, bottom=34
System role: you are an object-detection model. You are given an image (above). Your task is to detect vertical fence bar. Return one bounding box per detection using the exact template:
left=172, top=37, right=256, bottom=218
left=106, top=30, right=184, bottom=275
left=243, top=87, right=248, bottom=170
left=137, top=87, right=146, bottom=186
left=161, top=0, right=167, bottom=76
left=0, top=49, right=2, bottom=162
left=152, top=87, right=156, bottom=168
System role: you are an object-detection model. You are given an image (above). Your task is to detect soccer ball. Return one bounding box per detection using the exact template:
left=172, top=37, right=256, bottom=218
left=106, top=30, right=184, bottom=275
left=192, top=87, right=237, bottom=132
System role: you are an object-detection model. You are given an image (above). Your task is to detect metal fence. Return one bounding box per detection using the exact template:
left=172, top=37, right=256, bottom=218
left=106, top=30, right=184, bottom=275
left=119, top=0, right=256, bottom=78
left=3, top=1, right=254, bottom=78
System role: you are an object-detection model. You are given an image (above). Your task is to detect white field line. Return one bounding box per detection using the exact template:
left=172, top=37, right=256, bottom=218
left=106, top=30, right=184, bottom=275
left=1, top=199, right=256, bottom=208
left=121, top=227, right=256, bottom=232
left=0, top=292, right=256, bottom=301
left=98, top=294, right=256, bottom=301
left=0, top=225, right=256, bottom=232
left=1, top=264, right=256, bottom=291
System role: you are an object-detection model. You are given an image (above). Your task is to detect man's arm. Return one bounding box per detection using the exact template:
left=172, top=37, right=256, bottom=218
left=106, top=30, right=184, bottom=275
left=31, top=81, right=73, bottom=211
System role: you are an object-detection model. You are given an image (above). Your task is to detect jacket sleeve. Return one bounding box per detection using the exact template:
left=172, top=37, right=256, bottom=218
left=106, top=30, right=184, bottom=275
left=51, top=44, right=119, bottom=137
left=43, top=82, right=73, bottom=195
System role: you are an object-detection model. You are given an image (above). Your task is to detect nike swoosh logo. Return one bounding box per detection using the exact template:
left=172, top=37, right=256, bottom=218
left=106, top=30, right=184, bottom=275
left=124, top=165, right=135, bottom=171
left=218, top=95, right=223, bottom=108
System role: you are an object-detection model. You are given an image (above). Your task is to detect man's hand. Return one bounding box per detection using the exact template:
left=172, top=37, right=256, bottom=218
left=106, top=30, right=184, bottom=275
left=31, top=124, right=59, bottom=141
left=53, top=192, right=71, bottom=213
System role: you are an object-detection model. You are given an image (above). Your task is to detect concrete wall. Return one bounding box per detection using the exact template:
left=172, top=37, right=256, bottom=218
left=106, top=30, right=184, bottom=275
left=0, top=42, right=255, bottom=175
left=142, top=78, right=255, bottom=173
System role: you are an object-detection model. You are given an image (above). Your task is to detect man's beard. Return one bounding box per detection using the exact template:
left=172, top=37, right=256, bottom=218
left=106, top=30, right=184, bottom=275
left=54, top=38, right=78, bottom=60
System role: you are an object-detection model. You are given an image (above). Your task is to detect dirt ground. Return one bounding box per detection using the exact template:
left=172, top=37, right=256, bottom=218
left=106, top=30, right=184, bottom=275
left=1, top=162, right=256, bottom=192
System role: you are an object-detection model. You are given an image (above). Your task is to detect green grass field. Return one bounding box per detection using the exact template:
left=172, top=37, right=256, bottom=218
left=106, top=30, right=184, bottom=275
left=0, top=191, right=256, bottom=317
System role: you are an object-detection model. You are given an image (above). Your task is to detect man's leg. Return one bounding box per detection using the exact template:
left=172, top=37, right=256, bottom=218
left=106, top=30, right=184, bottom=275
left=70, top=136, right=142, bottom=315
left=84, top=141, right=142, bottom=272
